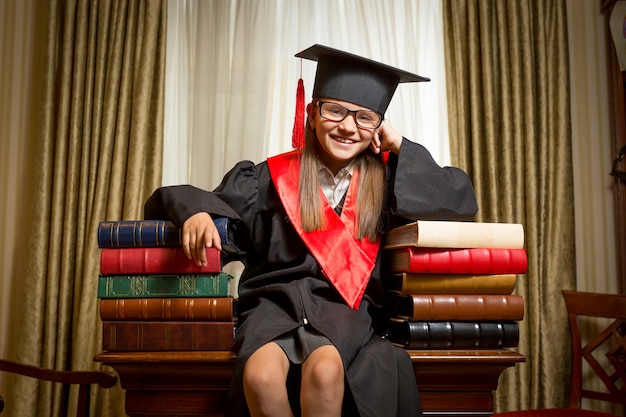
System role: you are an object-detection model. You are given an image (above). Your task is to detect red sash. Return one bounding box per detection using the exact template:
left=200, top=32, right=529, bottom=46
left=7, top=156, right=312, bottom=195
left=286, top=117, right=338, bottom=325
left=267, top=151, right=381, bottom=309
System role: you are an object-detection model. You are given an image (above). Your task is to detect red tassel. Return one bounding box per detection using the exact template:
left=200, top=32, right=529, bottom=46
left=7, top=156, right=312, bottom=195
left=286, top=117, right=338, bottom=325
left=291, top=77, right=305, bottom=149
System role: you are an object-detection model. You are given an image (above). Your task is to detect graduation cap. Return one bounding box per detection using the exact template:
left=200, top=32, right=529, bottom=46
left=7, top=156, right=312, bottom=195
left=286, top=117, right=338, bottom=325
left=291, top=44, right=429, bottom=148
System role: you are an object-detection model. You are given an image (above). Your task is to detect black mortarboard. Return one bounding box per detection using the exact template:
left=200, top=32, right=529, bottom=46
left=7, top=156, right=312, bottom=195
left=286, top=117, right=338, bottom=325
left=296, top=44, right=429, bottom=115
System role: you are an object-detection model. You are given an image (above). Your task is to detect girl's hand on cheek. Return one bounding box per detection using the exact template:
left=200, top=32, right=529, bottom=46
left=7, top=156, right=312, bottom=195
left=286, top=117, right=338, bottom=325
left=376, top=121, right=403, bottom=155
left=370, top=131, right=382, bottom=154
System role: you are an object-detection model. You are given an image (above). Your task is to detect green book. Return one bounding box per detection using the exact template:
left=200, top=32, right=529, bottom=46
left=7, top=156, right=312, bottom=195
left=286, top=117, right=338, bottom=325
left=97, top=273, right=232, bottom=298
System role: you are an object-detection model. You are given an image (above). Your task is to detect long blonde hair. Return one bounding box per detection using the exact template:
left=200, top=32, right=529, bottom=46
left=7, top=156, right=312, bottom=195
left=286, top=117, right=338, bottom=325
left=298, top=106, right=385, bottom=241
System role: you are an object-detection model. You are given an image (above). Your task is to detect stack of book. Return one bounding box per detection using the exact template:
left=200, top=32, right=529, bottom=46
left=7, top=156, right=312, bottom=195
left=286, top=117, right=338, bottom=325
left=96, top=219, right=239, bottom=352
left=382, top=220, right=527, bottom=350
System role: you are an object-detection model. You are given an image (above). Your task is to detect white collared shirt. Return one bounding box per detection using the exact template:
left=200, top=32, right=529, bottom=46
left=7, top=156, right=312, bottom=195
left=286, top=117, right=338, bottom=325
left=318, top=162, right=354, bottom=209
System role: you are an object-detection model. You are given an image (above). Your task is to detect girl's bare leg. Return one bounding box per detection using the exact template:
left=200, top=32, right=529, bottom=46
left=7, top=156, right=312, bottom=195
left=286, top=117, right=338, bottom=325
left=300, top=345, right=344, bottom=417
left=243, top=342, right=294, bottom=417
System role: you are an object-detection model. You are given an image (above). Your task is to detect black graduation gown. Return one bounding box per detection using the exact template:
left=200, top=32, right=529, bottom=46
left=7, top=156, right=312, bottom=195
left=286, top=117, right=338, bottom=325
left=144, top=138, right=478, bottom=417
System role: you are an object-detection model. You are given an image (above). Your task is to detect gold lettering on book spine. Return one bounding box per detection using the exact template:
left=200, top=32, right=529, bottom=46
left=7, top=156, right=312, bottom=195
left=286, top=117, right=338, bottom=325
left=133, top=277, right=147, bottom=296
left=182, top=275, right=193, bottom=295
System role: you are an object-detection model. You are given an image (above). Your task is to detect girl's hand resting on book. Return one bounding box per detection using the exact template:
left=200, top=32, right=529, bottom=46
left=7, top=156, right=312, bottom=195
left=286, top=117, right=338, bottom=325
left=182, top=212, right=222, bottom=266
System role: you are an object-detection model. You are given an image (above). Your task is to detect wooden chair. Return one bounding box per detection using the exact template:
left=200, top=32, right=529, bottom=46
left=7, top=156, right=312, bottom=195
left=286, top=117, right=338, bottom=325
left=493, top=290, right=626, bottom=416
left=0, top=358, right=117, bottom=417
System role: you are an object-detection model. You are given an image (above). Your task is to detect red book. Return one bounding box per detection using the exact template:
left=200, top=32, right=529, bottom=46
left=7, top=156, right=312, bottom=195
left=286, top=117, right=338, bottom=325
left=99, top=297, right=235, bottom=321
left=100, top=247, right=221, bottom=275
left=101, top=321, right=235, bottom=351
left=384, top=247, right=528, bottom=274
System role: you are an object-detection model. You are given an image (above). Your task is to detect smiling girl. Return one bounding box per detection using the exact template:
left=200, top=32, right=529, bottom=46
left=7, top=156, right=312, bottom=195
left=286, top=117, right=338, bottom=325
left=144, top=44, right=478, bottom=417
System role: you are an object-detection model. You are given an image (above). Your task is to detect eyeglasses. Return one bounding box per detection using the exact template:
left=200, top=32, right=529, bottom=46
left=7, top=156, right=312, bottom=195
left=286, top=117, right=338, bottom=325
left=317, top=101, right=383, bottom=129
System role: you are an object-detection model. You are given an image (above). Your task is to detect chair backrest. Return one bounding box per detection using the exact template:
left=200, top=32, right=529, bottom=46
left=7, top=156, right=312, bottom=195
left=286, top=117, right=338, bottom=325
left=0, top=359, right=117, bottom=417
left=562, top=290, right=626, bottom=410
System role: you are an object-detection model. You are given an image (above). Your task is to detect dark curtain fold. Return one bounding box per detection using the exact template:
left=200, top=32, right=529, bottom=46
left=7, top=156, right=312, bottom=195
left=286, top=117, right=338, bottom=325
left=9, top=1, right=166, bottom=416
left=442, top=0, right=575, bottom=411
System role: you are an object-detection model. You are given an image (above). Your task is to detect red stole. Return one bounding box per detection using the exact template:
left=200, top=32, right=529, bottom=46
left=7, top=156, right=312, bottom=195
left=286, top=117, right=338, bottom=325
left=267, top=151, right=381, bottom=309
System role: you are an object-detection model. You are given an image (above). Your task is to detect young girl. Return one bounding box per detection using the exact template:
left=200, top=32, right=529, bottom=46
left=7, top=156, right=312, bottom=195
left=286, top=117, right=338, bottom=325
left=144, top=44, right=478, bottom=417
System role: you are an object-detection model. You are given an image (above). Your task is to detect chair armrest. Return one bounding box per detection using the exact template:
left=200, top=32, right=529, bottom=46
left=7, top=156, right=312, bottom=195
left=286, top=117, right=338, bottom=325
left=0, top=359, right=117, bottom=388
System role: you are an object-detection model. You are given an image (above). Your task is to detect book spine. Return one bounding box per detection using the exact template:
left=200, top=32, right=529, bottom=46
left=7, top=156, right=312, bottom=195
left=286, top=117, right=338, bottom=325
left=395, top=294, right=525, bottom=321
left=97, top=218, right=240, bottom=253
left=389, top=248, right=528, bottom=274
left=213, top=217, right=241, bottom=254
left=101, top=321, right=235, bottom=351
left=383, top=221, right=525, bottom=250
left=389, top=320, right=519, bottom=349
left=99, top=297, right=234, bottom=321
left=97, top=273, right=231, bottom=298
left=99, top=247, right=221, bottom=275
left=384, top=274, right=518, bottom=295
left=98, top=220, right=181, bottom=248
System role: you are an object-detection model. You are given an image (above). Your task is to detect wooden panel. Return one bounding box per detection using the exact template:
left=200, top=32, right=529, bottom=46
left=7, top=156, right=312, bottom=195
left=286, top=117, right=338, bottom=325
left=420, top=392, right=494, bottom=416
left=125, top=390, right=227, bottom=416
left=410, top=349, right=524, bottom=391
left=95, top=349, right=525, bottom=417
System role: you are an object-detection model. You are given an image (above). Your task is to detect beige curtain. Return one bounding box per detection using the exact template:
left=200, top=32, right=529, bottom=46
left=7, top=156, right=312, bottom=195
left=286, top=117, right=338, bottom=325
left=443, top=0, right=575, bottom=412
left=8, top=1, right=166, bottom=416
left=164, top=0, right=453, bottom=190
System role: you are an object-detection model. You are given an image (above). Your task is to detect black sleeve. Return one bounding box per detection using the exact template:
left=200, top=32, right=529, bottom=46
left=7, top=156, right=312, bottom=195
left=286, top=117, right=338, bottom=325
left=143, top=160, right=260, bottom=226
left=143, top=184, right=240, bottom=225
left=385, top=138, right=478, bottom=223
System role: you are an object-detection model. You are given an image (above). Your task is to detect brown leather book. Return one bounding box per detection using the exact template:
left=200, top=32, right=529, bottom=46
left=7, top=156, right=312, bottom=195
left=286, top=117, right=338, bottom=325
left=390, top=293, right=524, bottom=321
left=384, top=273, right=518, bottom=295
left=99, top=297, right=235, bottom=321
left=102, top=321, right=235, bottom=351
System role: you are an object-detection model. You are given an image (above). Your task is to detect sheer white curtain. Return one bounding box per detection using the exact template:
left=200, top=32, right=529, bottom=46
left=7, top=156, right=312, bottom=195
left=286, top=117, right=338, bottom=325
left=164, top=0, right=450, bottom=191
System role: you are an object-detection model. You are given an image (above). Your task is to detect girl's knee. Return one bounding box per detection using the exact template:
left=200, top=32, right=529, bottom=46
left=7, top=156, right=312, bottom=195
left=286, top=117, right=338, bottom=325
left=244, top=361, right=280, bottom=391
left=302, top=348, right=344, bottom=389
left=243, top=343, right=290, bottom=392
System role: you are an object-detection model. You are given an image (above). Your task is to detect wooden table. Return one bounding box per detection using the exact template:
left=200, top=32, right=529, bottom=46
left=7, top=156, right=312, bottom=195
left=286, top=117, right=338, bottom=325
left=95, top=349, right=525, bottom=417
